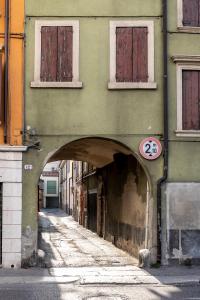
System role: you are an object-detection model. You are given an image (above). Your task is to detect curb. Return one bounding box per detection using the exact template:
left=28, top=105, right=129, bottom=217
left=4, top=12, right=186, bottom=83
left=0, top=275, right=199, bottom=286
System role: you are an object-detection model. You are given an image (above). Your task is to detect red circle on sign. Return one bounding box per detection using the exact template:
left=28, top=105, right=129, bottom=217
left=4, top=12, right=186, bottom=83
left=139, top=137, right=162, bottom=160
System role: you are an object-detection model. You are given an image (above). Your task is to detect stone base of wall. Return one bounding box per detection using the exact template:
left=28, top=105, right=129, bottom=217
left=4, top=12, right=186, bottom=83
left=105, top=217, right=145, bottom=258
left=0, top=150, right=25, bottom=268
left=21, top=226, right=37, bottom=267
left=162, top=182, right=200, bottom=265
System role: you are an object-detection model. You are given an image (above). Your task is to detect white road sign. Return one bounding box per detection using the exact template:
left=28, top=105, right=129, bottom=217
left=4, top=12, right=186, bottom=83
left=139, top=137, right=162, bottom=160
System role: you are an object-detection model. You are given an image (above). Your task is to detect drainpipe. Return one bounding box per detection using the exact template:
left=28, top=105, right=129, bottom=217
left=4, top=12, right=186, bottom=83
left=157, top=0, right=168, bottom=263
left=4, top=0, right=10, bottom=143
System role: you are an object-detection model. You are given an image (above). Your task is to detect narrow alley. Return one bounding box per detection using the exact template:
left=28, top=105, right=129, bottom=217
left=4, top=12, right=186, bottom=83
left=38, top=209, right=138, bottom=268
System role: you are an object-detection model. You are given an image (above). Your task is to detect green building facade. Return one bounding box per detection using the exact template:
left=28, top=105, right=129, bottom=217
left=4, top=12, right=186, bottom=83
left=20, top=0, right=200, bottom=266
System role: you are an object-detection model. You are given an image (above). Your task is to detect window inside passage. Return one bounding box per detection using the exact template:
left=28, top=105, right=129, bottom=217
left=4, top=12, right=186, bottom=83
left=182, top=70, right=200, bottom=130
left=47, top=180, right=57, bottom=194
left=116, top=27, right=148, bottom=82
left=41, top=26, right=73, bottom=82
left=183, top=0, right=200, bottom=27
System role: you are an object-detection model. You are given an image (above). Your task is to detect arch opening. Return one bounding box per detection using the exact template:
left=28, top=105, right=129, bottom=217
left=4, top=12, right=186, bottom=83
left=38, top=137, right=152, bottom=264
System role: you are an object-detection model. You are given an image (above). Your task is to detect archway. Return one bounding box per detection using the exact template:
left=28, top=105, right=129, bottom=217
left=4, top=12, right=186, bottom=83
left=22, top=136, right=155, bottom=267
left=38, top=137, right=151, bottom=260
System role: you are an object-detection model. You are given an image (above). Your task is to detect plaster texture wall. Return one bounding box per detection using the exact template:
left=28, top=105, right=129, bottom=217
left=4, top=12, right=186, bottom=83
left=162, top=183, right=200, bottom=264
left=25, top=17, right=163, bottom=136
left=167, top=0, right=200, bottom=181
left=153, top=1, right=200, bottom=265
left=23, top=0, right=164, bottom=264
left=26, top=0, right=162, bottom=17
left=102, top=155, right=147, bottom=258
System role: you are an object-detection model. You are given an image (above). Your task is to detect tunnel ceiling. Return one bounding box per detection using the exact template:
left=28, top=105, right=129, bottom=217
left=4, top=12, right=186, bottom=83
left=49, top=138, right=132, bottom=168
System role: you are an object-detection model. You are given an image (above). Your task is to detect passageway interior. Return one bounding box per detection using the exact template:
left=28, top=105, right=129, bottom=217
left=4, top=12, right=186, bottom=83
left=38, top=209, right=138, bottom=268
left=38, top=138, right=150, bottom=265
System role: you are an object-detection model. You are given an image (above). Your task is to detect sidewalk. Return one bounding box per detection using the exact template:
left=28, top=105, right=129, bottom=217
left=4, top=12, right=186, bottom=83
left=0, top=265, right=199, bottom=286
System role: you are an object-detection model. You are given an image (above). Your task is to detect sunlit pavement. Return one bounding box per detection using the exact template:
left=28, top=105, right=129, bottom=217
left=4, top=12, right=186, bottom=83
left=0, top=209, right=199, bottom=299
left=0, top=282, right=200, bottom=300
left=38, top=209, right=138, bottom=268
left=37, top=209, right=200, bottom=287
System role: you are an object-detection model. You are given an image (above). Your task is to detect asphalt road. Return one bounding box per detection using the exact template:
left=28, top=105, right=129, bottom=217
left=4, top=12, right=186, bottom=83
left=0, top=283, right=200, bottom=300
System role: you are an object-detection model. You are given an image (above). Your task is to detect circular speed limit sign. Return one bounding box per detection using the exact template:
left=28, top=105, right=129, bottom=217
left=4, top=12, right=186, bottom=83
left=139, top=137, right=162, bottom=160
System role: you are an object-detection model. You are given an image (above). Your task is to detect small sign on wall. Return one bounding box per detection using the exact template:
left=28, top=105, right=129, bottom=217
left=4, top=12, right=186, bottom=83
left=24, top=164, right=33, bottom=170
left=139, top=137, right=162, bottom=160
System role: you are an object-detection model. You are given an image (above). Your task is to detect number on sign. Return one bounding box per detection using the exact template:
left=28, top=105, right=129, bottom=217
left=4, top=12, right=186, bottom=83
left=139, top=137, right=162, bottom=160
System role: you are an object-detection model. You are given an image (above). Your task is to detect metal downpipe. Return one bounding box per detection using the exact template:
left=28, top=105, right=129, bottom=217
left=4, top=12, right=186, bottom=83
left=157, top=0, right=169, bottom=263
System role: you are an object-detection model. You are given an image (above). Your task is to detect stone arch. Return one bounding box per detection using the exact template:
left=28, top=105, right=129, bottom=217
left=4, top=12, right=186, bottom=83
left=22, top=136, right=156, bottom=265
left=43, top=137, right=152, bottom=192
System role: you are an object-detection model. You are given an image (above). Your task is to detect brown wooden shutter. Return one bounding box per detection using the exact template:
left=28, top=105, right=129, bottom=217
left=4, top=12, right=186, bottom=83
left=116, top=27, right=133, bottom=82
left=182, top=0, right=199, bottom=27
left=182, top=70, right=200, bottom=130
left=57, top=26, right=73, bottom=82
left=116, top=27, right=148, bottom=83
left=132, top=27, right=148, bottom=82
left=41, top=26, right=58, bottom=82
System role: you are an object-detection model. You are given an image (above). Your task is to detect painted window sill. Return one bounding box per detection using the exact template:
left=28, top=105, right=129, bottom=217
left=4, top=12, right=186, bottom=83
left=175, top=130, right=200, bottom=137
left=31, top=81, right=83, bottom=88
left=108, top=82, right=157, bottom=90
left=177, top=26, right=200, bottom=33
left=0, top=146, right=28, bottom=152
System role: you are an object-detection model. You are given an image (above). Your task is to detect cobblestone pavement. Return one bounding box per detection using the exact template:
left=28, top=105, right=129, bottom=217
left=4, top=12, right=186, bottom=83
left=38, top=209, right=138, bottom=268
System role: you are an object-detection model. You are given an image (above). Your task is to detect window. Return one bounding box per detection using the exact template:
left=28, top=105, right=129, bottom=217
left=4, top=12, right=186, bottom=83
left=46, top=180, right=57, bottom=195
left=177, top=0, right=200, bottom=30
left=108, top=21, right=156, bottom=89
left=31, top=20, right=82, bottom=88
left=173, top=55, right=200, bottom=136
left=182, top=70, right=200, bottom=130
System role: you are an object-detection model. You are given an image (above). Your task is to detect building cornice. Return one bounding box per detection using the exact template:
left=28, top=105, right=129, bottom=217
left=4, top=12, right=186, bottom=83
left=0, top=145, right=28, bottom=152
left=172, top=55, right=200, bottom=63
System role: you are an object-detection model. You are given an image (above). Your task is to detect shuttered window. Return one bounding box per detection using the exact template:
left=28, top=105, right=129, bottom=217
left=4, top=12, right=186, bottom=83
left=116, top=27, right=148, bottom=83
left=183, top=0, right=200, bottom=27
left=47, top=180, right=57, bottom=195
left=41, top=26, right=73, bottom=82
left=109, top=21, right=156, bottom=90
left=182, top=70, right=200, bottom=130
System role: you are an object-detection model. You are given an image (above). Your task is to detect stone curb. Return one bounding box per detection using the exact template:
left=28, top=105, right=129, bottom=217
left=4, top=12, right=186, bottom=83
left=0, top=275, right=199, bottom=286
left=0, top=276, right=80, bottom=285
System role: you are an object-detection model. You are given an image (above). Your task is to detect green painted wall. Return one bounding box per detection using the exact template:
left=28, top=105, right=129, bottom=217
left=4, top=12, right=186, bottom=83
left=26, top=0, right=161, bottom=17
left=23, top=0, right=164, bottom=263
left=25, top=16, right=163, bottom=135
left=167, top=0, right=200, bottom=181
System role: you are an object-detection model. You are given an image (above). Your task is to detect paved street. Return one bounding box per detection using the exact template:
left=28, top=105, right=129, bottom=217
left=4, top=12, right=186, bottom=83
left=38, top=209, right=138, bottom=268
left=0, top=208, right=199, bottom=299
left=0, top=283, right=200, bottom=300
left=37, top=209, right=200, bottom=285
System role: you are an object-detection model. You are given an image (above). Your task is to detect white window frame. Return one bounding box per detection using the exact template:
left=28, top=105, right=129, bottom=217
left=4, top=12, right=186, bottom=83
left=45, top=178, right=58, bottom=197
left=31, top=20, right=82, bottom=88
left=177, top=0, right=200, bottom=33
left=173, top=55, right=200, bottom=136
left=108, top=20, right=157, bottom=90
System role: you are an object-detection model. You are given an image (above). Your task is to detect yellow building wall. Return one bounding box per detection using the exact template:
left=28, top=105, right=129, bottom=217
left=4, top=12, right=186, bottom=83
left=0, top=0, right=24, bottom=145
